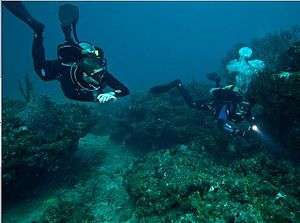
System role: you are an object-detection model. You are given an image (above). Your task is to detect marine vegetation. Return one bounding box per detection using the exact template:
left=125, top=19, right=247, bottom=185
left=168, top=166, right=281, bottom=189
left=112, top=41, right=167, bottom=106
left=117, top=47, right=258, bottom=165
left=3, top=25, right=300, bottom=223
left=126, top=147, right=300, bottom=223
left=248, top=71, right=300, bottom=157
left=2, top=95, right=97, bottom=202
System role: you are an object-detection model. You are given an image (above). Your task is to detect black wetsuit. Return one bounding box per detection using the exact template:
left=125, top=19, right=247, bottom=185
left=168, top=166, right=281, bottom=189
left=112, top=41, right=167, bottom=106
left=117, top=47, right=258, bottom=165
left=150, top=79, right=249, bottom=134
left=32, top=35, right=129, bottom=102
left=4, top=1, right=129, bottom=102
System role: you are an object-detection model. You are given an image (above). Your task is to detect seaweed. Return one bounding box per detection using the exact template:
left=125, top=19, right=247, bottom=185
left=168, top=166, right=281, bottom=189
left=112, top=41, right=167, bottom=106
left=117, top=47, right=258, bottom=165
left=18, top=73, right=35, bottom=103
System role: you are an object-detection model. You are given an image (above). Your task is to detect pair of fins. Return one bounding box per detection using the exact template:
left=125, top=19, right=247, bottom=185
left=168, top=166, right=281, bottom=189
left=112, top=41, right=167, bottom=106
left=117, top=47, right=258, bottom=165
left=3, top=1, right=80, bottom=42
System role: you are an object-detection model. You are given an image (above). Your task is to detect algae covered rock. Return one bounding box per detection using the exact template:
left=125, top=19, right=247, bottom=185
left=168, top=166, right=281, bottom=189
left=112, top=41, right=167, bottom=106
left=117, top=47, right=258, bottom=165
left=110, top=82, right=222, bottom=152
left=248, top=71, right=300, bottom=156
left=2, top=96, right=97, bottom=202
left=40, top=190, right=95, bottom=223
left=126, top=148, right=300, bottom=222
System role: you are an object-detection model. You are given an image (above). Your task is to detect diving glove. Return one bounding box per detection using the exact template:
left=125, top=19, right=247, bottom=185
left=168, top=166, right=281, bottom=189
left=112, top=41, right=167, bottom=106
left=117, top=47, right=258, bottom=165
left=97, top=92, right=117, bottom=103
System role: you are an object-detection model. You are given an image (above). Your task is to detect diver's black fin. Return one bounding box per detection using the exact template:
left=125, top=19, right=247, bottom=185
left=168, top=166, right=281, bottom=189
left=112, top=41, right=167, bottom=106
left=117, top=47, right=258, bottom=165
left=59, top=4, right=79, bottom=42
left=3, top=1, right=44, bottom=34
left=58, top=4, right=79, bottom=26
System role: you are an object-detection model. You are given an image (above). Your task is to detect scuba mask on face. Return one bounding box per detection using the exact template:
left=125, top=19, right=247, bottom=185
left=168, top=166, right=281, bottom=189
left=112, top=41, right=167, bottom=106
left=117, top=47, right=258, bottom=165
left=79, top=42, right=104, bottom=59
left=57, top=41, right=105, bottom=64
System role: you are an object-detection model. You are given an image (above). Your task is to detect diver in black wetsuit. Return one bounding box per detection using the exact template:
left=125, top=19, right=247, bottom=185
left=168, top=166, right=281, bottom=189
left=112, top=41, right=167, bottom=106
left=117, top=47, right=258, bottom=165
left=4, top=2, right=129, bottom=103
left=149, top=73, right=254, bottom=136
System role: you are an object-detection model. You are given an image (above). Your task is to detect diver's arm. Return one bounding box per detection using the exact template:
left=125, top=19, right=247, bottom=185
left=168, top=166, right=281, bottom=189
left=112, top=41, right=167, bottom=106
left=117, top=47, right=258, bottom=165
left=102, top=71, right=130, bottom=97
left=175, top=80, right=197, bottom=108
left=66, top=90, right=99, bottom=102
left=32, top=34, right=59, bottom=81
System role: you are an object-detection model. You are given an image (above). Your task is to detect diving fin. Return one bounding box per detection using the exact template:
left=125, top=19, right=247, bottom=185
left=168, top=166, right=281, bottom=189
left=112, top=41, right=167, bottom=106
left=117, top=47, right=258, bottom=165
left=59, top=4, right=79, bottom=42
left=3, top=1, right=44, bottom=34
left=58, top=3, right=79, bottom=26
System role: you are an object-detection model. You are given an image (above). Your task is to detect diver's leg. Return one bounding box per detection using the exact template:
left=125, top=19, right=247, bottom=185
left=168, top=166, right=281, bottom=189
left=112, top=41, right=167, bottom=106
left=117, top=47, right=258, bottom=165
left=150, top=79, right=196, bottom=108
left=176, top=81, right=196, bottom=108
left=32, top=34, right=59, bottom=81
left=31, top=33, right=46, bottom=78
left=149, top=79, right=182, bottom=95
left=61, top=25, right=74, bottom=43
left=32, top=33, right=46, bottom=79
left=206, top=72, right=221, bottom=87
left=3, top=1, right=44, bottom=34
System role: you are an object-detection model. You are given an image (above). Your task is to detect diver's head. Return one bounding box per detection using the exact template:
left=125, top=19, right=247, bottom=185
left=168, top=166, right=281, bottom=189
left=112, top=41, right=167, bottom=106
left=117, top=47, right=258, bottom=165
left=80, top=42, right=96, bottom=55
left=239, top=47, right=253, bottom=59
left=79, top=42, right=104, bottom=59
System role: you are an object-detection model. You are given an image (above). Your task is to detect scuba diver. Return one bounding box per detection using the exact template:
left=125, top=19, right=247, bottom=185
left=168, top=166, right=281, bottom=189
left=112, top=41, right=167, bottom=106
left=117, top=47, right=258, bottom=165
left=149, top=73, right=255, bottom=136
left=4, top=2, right=129, bottom=103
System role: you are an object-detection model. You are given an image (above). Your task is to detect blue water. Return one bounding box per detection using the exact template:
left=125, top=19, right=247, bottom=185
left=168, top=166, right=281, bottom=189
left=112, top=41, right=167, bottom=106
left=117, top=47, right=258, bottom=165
left=3, top=2, right=300, bottom=222
left=3, top=2, right=300, bottom=100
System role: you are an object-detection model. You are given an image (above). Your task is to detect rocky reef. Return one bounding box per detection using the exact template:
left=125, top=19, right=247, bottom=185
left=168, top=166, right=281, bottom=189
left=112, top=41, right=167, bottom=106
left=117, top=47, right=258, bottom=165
left=126, top=147, right=300, bottom=223
left=37, top=135, right=136, bottom=223
left=3, top=26, right=300, bottom=223
left=2, top=96, right=96, bottom=202
left=248, top=71, right=300, bottom=157
left=109, top=80, right=262, bottom=161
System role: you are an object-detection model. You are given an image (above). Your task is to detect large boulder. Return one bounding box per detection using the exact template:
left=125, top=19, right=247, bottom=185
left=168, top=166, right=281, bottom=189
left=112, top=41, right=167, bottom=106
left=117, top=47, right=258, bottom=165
left=2, top=96, right=97, bottom=202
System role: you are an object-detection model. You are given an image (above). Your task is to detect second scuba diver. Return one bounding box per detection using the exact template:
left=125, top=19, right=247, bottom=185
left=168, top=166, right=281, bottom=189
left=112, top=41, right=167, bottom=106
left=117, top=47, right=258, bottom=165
left=149, top=73, right=255, bottom=136
left=4, top=2, right=129, bottom=103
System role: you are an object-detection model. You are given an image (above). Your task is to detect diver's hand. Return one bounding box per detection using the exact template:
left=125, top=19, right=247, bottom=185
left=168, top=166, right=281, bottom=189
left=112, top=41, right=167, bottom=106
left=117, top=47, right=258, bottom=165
left=97, top=92, right=117, bottom=103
